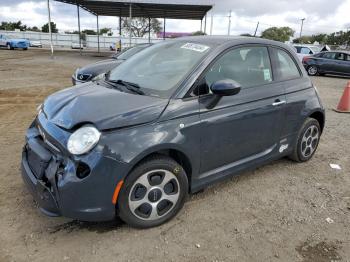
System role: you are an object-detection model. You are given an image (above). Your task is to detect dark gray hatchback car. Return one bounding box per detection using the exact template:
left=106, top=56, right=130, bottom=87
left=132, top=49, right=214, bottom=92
left=21, top=36, right=325, bottom=228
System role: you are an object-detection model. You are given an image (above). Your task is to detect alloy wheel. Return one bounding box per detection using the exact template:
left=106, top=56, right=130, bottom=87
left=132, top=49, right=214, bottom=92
left=308, top=66, right=318, bottom=76
left=128, top=169, right=180, bottom=221
left=301, top=125, right=319, bottom=158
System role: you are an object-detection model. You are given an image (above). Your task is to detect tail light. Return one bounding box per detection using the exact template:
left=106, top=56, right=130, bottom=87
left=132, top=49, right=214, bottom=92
left=302, top=56, right=311, bottom=63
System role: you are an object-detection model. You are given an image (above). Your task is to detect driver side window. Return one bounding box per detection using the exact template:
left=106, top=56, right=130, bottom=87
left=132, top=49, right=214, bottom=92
left=193, top=46, right=272, bottom=96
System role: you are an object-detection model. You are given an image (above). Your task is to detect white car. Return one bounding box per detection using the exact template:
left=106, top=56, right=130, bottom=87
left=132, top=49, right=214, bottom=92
left=71, top=42, right=84, bottom=49
left=293, top=45, right=321, bottom=61
left=29, top=40, right=42, bottom=48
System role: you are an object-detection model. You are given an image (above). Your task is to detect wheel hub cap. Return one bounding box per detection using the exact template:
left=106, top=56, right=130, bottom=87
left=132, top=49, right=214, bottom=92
left=128, top=169, right=180, bottom=221
left=148, top=188, right=162, bottom=202
left=301, top=125, right=319, bottom=158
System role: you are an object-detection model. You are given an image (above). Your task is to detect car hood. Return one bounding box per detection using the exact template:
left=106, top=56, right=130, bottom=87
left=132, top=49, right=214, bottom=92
left=78, top=59, right=123, bottom=76
left=43, top=82, right=168, bottom=130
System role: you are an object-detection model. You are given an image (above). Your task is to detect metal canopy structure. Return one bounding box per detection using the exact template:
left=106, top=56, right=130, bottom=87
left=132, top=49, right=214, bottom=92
left=49, top=0, right=212, bottom=55
left=55, top=0, right=212, bottom=20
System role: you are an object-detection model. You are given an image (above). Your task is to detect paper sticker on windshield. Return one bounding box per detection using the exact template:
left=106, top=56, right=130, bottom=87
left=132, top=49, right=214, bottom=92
left=181, top=43, right=209, bottom=53
left=263, top=69, right=272, bottom=81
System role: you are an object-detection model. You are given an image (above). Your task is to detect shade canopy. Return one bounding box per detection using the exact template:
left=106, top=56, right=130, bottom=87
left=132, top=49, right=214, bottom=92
left=55, top=0, right=213, bottom=20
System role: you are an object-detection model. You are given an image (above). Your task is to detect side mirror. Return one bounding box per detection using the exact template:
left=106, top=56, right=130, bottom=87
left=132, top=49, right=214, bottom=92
left=210, top=79, right=241, bottom=96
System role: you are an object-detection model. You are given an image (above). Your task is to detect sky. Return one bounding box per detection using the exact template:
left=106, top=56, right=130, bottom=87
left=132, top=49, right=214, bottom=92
left=0, top=0, right=349, bottom=37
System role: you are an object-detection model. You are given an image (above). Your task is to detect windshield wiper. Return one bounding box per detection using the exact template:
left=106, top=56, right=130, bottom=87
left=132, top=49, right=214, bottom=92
left=102, top=79, right=124, bottom=92
left=110, top=79, right=144, bottom=95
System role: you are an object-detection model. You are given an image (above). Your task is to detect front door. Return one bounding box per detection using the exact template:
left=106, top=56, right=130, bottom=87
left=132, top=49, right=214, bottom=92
left=197, top=45, right=286, bottom=174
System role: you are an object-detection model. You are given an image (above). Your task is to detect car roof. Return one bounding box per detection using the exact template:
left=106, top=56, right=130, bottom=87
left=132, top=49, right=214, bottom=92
left=169, top=35, right=290, bottom=49
left=321, top=50, right=350, bottom=55
left=293, top=44, right=318, bottom=47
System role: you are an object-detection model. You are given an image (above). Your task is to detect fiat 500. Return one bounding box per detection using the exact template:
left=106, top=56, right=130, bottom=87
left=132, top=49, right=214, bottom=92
left=21, top=36, right=325, bottom=228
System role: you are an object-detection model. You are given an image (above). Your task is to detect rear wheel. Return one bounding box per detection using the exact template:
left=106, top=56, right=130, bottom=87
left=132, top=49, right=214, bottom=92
left=118, top=155, right=188, bottom=228
left=307, top=65, right=318, bottom=76
left=289, top=118, right=321, bottom=162
left=6, top=43, right=13, bottom=50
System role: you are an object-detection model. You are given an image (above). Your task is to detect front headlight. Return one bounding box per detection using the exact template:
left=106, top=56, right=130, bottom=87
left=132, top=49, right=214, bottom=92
left=92, top=73, right=106, bottom=81
left=67, top=125, right=101, bottom=155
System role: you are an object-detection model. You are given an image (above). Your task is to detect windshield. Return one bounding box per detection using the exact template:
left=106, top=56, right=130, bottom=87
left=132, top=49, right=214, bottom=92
left=115, top=45, right=149, bottom=60
left=108, top=41, right=211, bottom=98
left=309, top=46, right=321, bottom=53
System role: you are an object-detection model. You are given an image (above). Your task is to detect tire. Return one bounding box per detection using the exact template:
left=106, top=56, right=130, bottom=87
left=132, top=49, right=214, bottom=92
left=118, top=155, right=188, bottom=228
left=6, top=43, right=13, bottom=50
left=23, top=47, right=28, bottom=51
left=289, top=118, right=321, bottom=162
left=307, top=65, right=318, bottom=76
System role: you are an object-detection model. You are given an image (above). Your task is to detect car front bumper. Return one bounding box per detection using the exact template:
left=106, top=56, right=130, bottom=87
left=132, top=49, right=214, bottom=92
left=20, top=113, right=130, bottom=221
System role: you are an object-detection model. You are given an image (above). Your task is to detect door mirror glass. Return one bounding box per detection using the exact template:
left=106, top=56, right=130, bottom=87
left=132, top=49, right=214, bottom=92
left=210, top=79, right=241, bottom=96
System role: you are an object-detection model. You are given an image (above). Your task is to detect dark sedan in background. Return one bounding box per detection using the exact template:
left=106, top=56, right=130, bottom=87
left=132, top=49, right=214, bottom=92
left=303, top=51, right=350, bottom=76
left=72, top=43, right=152, bottom=84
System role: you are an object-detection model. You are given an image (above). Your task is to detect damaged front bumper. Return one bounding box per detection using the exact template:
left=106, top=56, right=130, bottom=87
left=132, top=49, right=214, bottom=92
left=21, top=112, right=130, bottom=221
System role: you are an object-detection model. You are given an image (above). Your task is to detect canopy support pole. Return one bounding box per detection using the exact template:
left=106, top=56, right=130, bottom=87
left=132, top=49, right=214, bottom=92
left=204, top=14, right=207, bottom=34
left=163, top=17, right=166, bottom=40
left=96, top=15, right=100, bottom=53
left=119, top=14, right=122, bottom=51
left=210, top=12, right=213, bottom=35
left=129, top=4, right=132, bottom=48
left=148, top=17, right=151, bottom=43
left=77, top=3, right=82, bottom=55
left=47, top=0, right=53, bottom=57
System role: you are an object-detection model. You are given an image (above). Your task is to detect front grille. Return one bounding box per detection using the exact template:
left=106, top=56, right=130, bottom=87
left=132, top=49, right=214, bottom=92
left=76, top=73, right=92, bottom=81
left=37, top=125, right=61, bottom=153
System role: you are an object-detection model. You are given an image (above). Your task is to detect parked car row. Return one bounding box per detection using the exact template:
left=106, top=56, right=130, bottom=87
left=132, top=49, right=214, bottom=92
left=0, top=34, right=44, bottom=50
left=0, top=34, right=29, bottom=50
left=21, top=36, right=325, bottom=228
left=302, top=51, right=350, bottom=77
left=291, top=44, right=350, bottom=77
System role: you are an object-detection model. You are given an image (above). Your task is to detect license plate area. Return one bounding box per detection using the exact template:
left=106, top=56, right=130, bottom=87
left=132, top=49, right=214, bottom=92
left=26, top=138, right=52, bottom=179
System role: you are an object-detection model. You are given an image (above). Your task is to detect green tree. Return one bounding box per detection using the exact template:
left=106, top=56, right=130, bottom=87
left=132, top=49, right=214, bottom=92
left=41, top=22, right=58, bottom=33
left=240, top=33, right=253, bottom=37
left=0, top=21, right=27, bottom=31
left=261, top=27, right=295, bottom=42
left=192, top=31, right=206, bottom=36
left=122, top=18, right=161, bottom=37
left=82, top=29, right=96, bottom=35
left=293, top=36, right=313, bottom=44
left=99, top=27, right=112, bottom=36
left=27, top=26, right=41, bottom=32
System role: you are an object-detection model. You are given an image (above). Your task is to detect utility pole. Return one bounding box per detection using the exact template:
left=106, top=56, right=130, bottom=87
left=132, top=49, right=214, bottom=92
left=227, top=10, right=232, bottom=36
left=254, top=21, right=259, bottom=37
left=299, top=18, right=306, bottom=39
left=47, top=0, right=53, bottom=57
left=77, top=3, right=82, bottom=55
left=210, top=12, right=213, bottom=35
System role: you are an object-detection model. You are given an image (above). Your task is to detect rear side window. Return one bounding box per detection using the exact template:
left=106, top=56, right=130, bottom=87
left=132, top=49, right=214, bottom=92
left=323, top=52, right=336, bottom=59
left=335, top=53, right=345, bottom=60
left=274, top=48, right=301, bottom=81
left=204, top=46, right=272, bottom=89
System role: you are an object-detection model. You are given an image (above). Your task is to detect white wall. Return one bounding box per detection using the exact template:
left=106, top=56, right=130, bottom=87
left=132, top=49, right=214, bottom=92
left=0, top=30, right=163, bottom=49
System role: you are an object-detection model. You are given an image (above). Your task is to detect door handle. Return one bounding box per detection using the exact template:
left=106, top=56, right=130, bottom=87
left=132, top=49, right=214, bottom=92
left=272, top=100, right=286, bottom=106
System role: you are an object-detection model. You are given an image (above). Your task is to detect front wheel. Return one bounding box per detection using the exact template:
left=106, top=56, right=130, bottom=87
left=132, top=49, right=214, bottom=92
left=289, top=118, right=321, bottom=162
left=307, top=65, right=319, bottom=76
left=7, top=43, right=13, bottom=50
left=118, top=155, right=188, bottom=228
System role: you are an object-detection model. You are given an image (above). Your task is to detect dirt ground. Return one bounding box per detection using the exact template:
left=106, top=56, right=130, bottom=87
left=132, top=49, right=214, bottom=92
left=0, top=49, right=349, bottom=262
